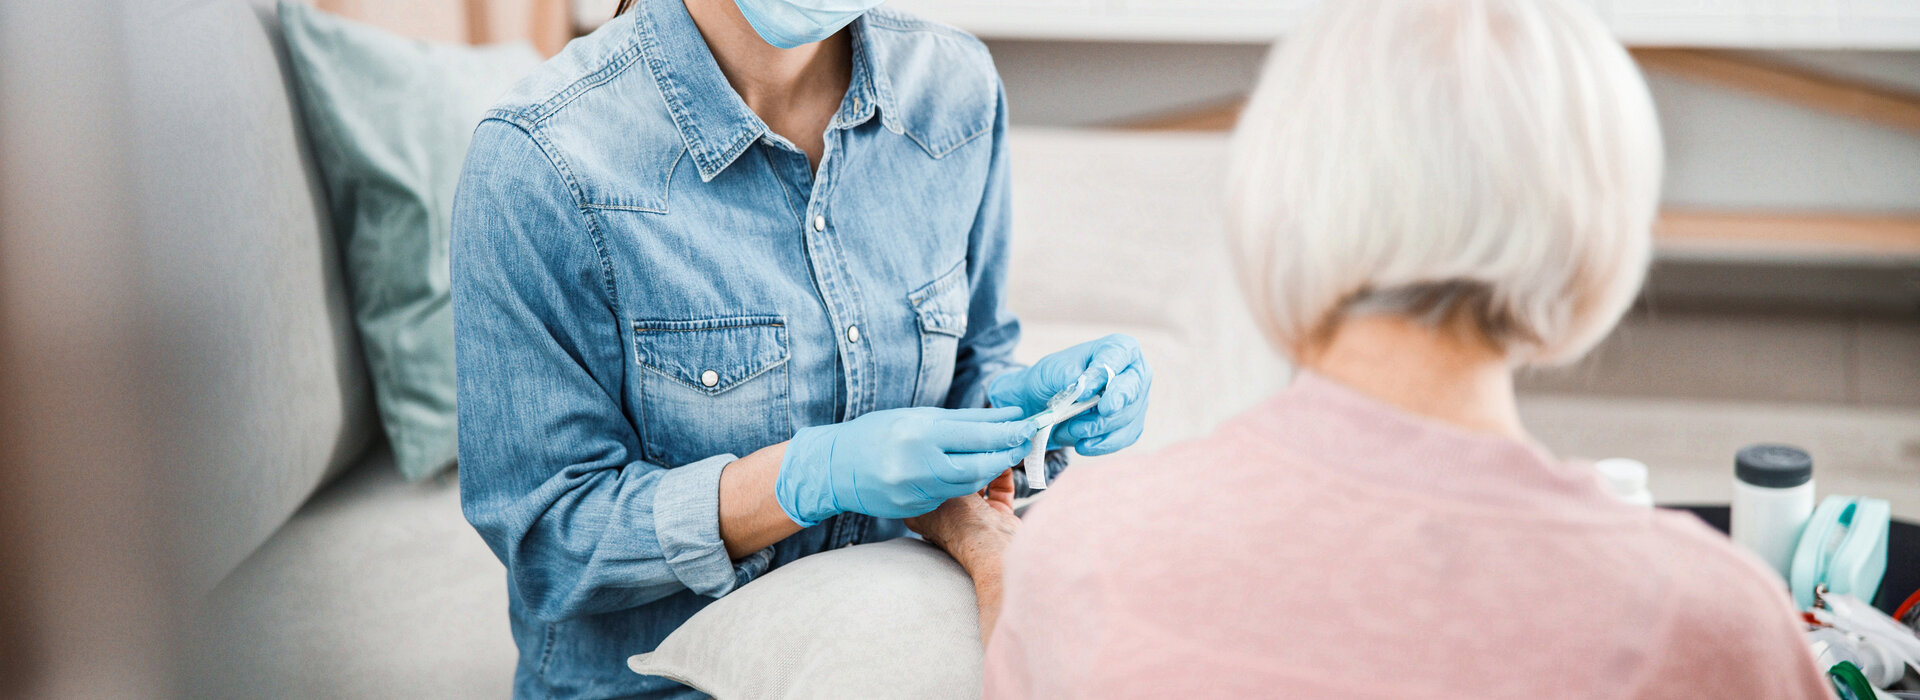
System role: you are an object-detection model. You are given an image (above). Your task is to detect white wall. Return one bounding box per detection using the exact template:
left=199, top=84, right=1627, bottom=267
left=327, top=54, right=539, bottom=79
left=987, top=41, right=1920, bottom=214
left=983, top=40, right=1266, bottom=128
left=1648, top=69, right=1920, bottom=212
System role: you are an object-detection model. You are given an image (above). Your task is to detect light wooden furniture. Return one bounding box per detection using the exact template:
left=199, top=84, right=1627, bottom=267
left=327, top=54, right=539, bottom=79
left=1633, top=48, right=1920, bottom=138
left=1114, top=97, right=1245, bottom=132
left=1108, top=49, right=1920, bottom=264
left=883, top=0, right=1920, bottom=48
left=314, top=0, right=571, bottom=55
left=1656, top=210, right=1920, bottom=263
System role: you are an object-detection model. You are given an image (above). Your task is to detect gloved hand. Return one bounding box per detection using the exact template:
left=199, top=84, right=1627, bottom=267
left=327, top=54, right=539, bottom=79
left=988, top=334, right=1152, bottom=456
left=775, top=407, right=1036, bottom=526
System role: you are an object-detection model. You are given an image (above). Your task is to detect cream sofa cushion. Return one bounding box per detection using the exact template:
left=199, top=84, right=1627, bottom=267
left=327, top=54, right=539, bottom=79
left=627, top=539, right=983, bottom=700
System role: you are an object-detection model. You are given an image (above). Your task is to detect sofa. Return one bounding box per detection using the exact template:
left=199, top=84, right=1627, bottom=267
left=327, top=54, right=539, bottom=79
left=168, top=1, right=1920, bottom=697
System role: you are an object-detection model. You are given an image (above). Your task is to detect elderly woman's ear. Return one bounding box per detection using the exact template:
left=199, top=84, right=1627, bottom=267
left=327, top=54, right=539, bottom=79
left=1226, top=0, right=1662, bottom=368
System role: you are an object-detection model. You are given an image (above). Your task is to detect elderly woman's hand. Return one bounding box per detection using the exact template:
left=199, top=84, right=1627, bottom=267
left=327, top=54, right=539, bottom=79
left=907, top=470, right=1019, bottom=560
left=906, top=470, right=1020, bottom=643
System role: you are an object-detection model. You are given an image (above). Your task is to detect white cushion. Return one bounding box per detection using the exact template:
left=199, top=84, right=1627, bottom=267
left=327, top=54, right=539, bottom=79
left=627, top=539, right=982, bottom=700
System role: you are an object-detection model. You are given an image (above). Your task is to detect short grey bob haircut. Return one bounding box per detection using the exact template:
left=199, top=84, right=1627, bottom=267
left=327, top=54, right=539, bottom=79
left=1227, top=0, right=1663, bottom=365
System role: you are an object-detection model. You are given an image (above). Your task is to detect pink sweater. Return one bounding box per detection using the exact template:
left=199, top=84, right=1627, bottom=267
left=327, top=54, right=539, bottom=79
left=985, top=372, right=1829, bottom=699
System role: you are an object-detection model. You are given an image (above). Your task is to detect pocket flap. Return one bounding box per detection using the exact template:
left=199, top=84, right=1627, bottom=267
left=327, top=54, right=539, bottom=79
left=633, top=315, right=789, bottom=394
left=909, top=263, right=970, bottom=338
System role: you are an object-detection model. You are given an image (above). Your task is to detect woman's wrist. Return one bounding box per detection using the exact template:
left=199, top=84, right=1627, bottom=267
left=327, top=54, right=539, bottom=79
left=906, top=494, right=1018, bottom=643
left=718, top=441, right=805, bottom=560
left=948, top=526, right=1011, bottom=645
left=925, top=512, right=1014, bottom=577
left=950, top=528, right=1013, bottom=571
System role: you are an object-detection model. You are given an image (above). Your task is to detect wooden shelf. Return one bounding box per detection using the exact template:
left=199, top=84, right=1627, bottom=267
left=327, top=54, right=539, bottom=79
left=881, top=0, right=1920, bottom=49
left=1104, top=54, right=1920, bottom=266
left=1655, top=210, right=1920, bottom=264
left=1115, top=49, right=1920, bottom=136
left=1633, top=49, right=1920, bottom=138
left=1112, top=97, right=1245, bottom=132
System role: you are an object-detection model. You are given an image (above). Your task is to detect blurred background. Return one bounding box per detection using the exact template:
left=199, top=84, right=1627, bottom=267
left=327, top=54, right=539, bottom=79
left=2, top=0, right=1916, bottom=697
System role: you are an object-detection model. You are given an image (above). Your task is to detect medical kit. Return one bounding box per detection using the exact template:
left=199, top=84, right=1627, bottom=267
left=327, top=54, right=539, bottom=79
left=1719, top=443, right=1919, bottom=693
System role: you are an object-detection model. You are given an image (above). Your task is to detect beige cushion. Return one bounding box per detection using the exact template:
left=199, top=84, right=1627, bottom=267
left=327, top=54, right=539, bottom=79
left=627, top=539, right=982, bottom=700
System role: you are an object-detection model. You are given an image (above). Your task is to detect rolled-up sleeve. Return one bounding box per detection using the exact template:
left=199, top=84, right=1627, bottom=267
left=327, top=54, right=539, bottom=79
left=946, top=79, right=1024, bottom=410
left=650, top=454, right=774, bottom=596
left=451, top=117, right=769, bottom=623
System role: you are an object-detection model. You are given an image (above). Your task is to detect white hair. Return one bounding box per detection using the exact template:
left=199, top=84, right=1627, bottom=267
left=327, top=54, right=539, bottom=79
left=1226, top=0, right=1663, bottom=365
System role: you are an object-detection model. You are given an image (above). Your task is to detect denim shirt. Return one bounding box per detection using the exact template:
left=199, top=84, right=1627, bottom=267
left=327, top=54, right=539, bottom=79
left=450, top=2, right=1022, bottom=697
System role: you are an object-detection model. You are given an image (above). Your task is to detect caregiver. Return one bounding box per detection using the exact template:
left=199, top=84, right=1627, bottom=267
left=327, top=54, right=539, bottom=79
left=449, top=0, right=1152, bottom=697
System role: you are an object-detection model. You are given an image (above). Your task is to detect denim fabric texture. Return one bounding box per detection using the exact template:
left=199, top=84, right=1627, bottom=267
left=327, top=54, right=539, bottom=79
left=450, top=2, right=1022, bottom=697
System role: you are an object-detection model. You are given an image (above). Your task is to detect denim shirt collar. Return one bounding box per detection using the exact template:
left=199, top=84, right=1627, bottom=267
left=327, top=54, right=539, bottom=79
left=637, top=0, right=892, bottom=181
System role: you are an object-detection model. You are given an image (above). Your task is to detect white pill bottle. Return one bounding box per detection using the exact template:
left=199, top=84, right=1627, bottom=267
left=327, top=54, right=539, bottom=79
left=1594, top=458, right=1654, bottom=507
left=1730, top=444, right=1815, bottom=579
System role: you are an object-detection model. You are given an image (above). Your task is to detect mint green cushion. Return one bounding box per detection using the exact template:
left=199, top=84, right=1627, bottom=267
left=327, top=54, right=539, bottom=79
left=279, top=1, right=540, bottom=479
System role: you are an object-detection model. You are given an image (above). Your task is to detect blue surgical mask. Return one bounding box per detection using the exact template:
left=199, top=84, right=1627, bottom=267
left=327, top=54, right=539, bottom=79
left=733, top=0, right=883, bottom=49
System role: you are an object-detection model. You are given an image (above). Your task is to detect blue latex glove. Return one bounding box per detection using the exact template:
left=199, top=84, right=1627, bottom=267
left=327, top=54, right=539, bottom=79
left=775, top=407, right=1036, bottom=526
left=989, top=334, right=1153, bottom=456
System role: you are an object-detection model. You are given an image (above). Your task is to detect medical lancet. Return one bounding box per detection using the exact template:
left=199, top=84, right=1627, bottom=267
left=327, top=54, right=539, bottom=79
left=1020, top=365, right=1109, bottom=490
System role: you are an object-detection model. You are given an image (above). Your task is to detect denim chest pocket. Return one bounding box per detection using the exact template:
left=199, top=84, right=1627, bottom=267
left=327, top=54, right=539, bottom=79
left=632, top=316, right=791, bottom=467
left=909, top=264, right=971, bottom=407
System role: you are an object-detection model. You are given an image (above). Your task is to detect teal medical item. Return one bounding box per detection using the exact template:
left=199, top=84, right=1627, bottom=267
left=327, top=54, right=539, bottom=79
left=733, top=0, right=886, bottom=48
left=1793, top=495, right=1892, bottom=610
left=775, top=407, right=1036, bottom=526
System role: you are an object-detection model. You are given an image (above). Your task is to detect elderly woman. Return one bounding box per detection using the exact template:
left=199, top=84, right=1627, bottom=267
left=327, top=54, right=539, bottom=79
left=906, top=0, right=1832, bottom=696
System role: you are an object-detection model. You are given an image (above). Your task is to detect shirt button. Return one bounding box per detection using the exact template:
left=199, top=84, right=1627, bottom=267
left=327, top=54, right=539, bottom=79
left=813, top=215, right=826, bottom=232
left=846, top=325, right=861, bottom=344
left=700, top=370, right=719, bottom=388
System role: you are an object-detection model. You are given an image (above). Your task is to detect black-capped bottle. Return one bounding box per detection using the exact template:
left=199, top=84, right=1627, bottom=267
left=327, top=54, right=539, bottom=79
left=1729, top=444, right=1815, bottom=578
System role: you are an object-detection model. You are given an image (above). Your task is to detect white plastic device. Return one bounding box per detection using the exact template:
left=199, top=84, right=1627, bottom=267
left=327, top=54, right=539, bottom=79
left=1022, top=396, right=1097, bottom=490
left=1020, top=368, right=1108, bottom=490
